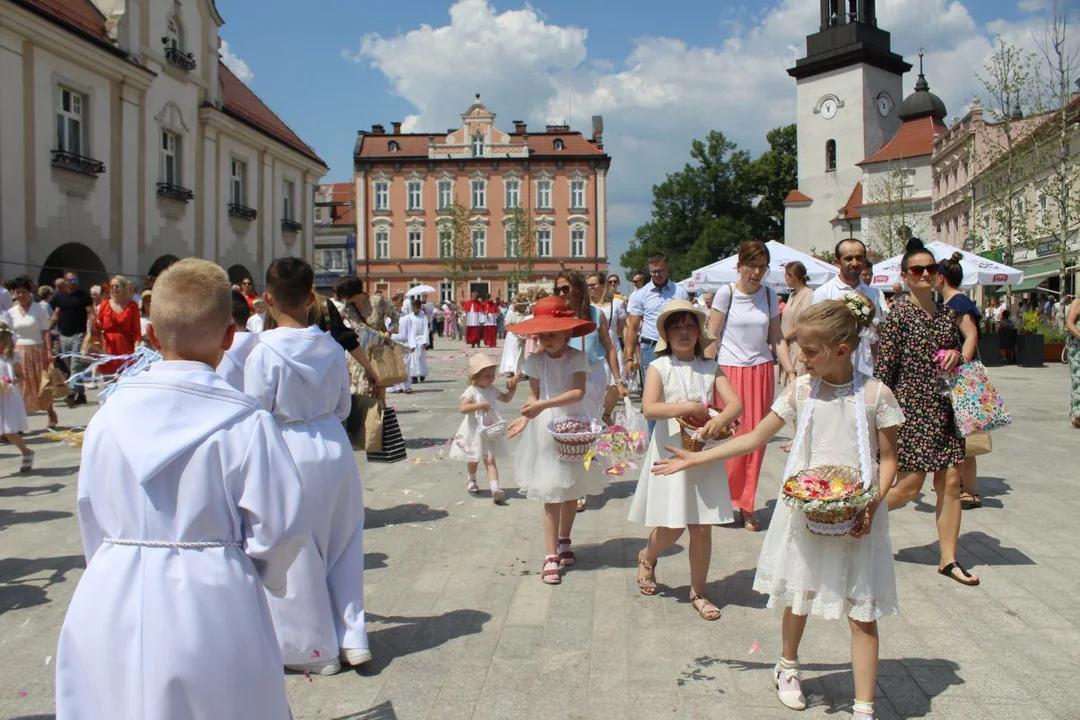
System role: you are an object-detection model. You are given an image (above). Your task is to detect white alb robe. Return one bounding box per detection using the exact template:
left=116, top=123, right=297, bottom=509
left=55, top=361, right=307, bottom=720
left=217, top=331, right=260, bottom=392
left=244, top=326, right=369, bottom=664
left=398, top=312, right=429, bottom=379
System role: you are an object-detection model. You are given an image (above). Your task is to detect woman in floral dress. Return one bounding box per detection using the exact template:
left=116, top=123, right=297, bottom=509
left=1066, top=296, right=1080, bottom=427
left=875, top=239, right=979, bottom=587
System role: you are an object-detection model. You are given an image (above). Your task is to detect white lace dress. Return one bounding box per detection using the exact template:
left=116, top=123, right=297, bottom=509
left=449, top=385, right=508, bottom=462
left=753, top=374, right=904, bottom=622
left=627, top=356, right=733, bottom=527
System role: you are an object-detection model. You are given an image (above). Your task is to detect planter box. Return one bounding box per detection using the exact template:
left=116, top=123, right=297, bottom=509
left=977, top=334, right=1000, bottom=366
left=1045, top=342, right=1065, bottom=363
left=1017, top=334, right=1045, bottom=367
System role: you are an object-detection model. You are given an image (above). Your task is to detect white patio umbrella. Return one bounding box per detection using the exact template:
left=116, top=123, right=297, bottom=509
left=867, top=241, right=1024, bottom=290
left=405, top=284, right=437, bottom=297
left=680, top=240, right=840, bottom=293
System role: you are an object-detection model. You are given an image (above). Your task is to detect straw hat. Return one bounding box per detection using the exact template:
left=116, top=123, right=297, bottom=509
left=467, top=354, right=498, bottom=378
left=506, top=296, right=596, bottom=338
left=655, top=299, right=714, bottom=353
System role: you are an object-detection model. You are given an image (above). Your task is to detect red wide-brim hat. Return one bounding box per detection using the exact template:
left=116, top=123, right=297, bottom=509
left=507, top=296, right=596, bottom=338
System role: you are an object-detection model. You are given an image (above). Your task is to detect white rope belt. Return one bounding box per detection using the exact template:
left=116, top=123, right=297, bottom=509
left=282, top=411, right=336, bottom=427
left=103, top=537, right=242, bottom=549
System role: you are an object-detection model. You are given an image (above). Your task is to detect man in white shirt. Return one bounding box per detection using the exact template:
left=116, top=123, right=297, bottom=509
left=625, top=252, right=689, bottom=391
left=246, top=298, right=267, bottom=333
left=812, top=239, right=887, bottom=374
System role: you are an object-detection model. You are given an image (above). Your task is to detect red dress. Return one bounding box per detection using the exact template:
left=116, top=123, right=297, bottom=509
left=97, top=300, right=142, bottom=375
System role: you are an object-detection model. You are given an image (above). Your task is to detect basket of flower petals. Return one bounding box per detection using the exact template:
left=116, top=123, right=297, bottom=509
left=478, top=411, right=507, bottom=440
left=781, top=465, right=877, bottom=536
left=675, top=407, right=739, bottom=452
left=548, top=415, right=603, bottom=462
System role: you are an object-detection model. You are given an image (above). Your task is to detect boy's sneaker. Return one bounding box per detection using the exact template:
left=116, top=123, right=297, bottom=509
left=339, top=648, right=372, bottom=666
left=773, top=659, right=807, bottom=710
left=285, top=658, right=340, bottom=676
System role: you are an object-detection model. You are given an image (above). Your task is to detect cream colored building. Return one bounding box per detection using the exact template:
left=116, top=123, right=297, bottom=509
left=0, top=0, right=327, bottom=289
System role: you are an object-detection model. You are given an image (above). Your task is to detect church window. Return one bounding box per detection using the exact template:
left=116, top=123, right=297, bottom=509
left=825, top=140, right=837, bottom=172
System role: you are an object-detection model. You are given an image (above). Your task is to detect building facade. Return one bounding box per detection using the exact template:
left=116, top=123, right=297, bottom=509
left=352, top=99, right=611, bottom=303
left=0, top=0, right=327, bottom=289
left=313, top=182, right=355, bottom=291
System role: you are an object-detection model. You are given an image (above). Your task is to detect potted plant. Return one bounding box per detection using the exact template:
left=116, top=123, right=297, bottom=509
left=977, top=315, right=1000, bottom=366
left=1016, top=311, right=1045, bottom=367
left=1041, top=324, right=1069, bottom=363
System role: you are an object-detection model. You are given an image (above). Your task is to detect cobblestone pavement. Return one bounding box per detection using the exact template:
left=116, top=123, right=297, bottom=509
left=1, top=339, right=1078, bottom=719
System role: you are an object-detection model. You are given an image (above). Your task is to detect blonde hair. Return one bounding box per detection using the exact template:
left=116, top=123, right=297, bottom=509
left=110, top=275, right=133, bottom=291
left=797, top=299, right=861, bottom=354
left=150, top=259, right=231, bottom=351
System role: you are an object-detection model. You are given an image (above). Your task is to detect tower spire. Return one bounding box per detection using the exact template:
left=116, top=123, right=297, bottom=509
left=914, top=48, right=929, bottom=92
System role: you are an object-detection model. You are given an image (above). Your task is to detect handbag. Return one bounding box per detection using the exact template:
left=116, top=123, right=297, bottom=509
left=39, top=366, right=69, bottom=401
left=964, top=432, right=992, bottom=457
left=369, top=344, right=407, bottom=386
left=948, top=360, right=1011, bottom=437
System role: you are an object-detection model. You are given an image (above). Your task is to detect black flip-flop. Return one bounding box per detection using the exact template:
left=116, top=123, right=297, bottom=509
left=938, top=562, right=980, bottom=586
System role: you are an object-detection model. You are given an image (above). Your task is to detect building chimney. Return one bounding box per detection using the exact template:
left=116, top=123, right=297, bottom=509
left=513, top=120, right=527, bottom=133
left=371, top=124, right=385, bottom=135
left=592, top=115, right=604, bottom=148
left=391, top=121, right=402, bottom=134
left=546, top=124, right=570, bottom=133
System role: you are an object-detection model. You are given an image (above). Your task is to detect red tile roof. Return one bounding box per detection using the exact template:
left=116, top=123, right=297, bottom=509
left=859, top=116, right=947, bottom=165
left=327, top=182, right=355, bottom=226
left=832, top=182, right=863, bottom=221
left=356, top=130, right=606, bottom=160
left=784, top=189, right=812, bottom=204
left=15, top=0, right=111, bottom=43
left=219, top=63, right=326, bottom=168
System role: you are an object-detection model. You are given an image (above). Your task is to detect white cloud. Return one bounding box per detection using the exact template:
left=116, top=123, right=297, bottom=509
left=345, top=0, right=1068, bottom=272
left=220, top=40, right=254, bottom=84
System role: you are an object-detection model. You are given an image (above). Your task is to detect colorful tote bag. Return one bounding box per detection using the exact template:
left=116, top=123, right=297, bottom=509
left=949, top=360, right=1011, bottom=437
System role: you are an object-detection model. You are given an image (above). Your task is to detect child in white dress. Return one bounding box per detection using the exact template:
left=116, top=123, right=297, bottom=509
left=653, top=298, right=903, bottom=720
left=506, top=297, right=605, bottom=585
left=628, top=300, right=742, bottom=620
left=0, top=327, right=33, bottom=471
left=449, top=354, right=518, bottom=503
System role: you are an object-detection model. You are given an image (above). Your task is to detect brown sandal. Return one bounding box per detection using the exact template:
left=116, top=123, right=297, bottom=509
left=690, top=592, right=721, bottom=621
left=742, top=510, right=763, bottom=532
left=557, top=538, right=576, bottom=568
left=637, top=550, right=658, bottom=595
left=542, top=556, right=562, bottom=585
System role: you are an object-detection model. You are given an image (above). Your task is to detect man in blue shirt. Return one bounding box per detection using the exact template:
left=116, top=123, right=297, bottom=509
left=625, top=252, right=689, bottom=396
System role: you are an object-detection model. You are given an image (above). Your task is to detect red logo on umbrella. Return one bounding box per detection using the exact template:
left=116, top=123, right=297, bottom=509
left=874, top=275, right=889, bottom=284
left=993, top=274, right=1007, bottom=282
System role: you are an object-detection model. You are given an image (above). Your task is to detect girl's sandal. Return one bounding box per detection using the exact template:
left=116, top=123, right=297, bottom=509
left=19, top=451, right=34, bottom=473
left=557, top=538, right=576, bottom=568
left=689, top=592, right=721, bottom=621
left=541, top=557, right=562, bottom=585
left=637, top=550, right=658, bottom=596
left=742, top=510, right=763, bottom=532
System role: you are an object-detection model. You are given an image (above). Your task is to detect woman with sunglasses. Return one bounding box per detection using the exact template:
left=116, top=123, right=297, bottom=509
left=875, top=238, right=979, bottom=586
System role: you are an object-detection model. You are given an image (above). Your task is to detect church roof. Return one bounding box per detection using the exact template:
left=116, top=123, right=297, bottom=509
left=784, top=189, right=813, bottom=205
left=832, top=182, right=863, bottom=222
left=859, top=115, right=947, bottom=165
left=899, top=55, right=947, bottom=122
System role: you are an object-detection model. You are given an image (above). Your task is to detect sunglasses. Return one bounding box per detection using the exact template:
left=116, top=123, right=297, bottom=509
left=554, top=285, right=572, bottom=295
left=586, top=283, right=601, bottom=289
left=905, top=264, right=940, bottom=277
left=607, top=279, right=619, bottom=284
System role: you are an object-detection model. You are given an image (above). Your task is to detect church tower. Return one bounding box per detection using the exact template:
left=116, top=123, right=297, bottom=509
left=783, top=0, right=912, bottom=254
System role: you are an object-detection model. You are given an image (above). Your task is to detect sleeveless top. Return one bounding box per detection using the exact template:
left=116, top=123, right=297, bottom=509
left=571, top=305, right=605, bottom=365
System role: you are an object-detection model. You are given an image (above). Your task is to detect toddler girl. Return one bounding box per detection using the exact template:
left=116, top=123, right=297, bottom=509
left=0, top=327, right=34, bottom=471
left=449, top=354, right=518, bottom=503
left=506, top=297, right=605, bottom=585
left=654, top=297, right=902, bottom=720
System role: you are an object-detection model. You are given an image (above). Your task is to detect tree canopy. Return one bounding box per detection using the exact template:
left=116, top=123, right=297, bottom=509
left=621, top=124, right=797, bottom=280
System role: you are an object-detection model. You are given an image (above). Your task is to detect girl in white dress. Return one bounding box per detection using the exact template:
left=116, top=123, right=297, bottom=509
left=654, top=298, right=903, bottom=720
left=498, top=296, right=530, bottom=377
left=450, top=354, right=518, bottom=503
left=628, top=300, right=742, bottom=620
left=0, top=328, right=33, bottom=471
left=506, top=297, right=605, bottom=585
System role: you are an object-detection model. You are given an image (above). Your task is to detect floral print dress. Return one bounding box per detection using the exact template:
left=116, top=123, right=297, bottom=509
left=874, top=299, right=965, bottom=472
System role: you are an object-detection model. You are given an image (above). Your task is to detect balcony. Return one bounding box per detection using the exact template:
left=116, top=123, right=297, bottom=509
left=281, top=218, right=303, bottom=233
left=51, top=150, right=105, bottom=177
left=229, top=203, right=258, bottom=221
left=157, top=182, right=193, bottom=202
left=165, top=46, right=197, bottom=72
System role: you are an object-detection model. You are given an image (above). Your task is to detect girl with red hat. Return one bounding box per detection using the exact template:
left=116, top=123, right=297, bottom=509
left=506, top=296, right=606, bottom=585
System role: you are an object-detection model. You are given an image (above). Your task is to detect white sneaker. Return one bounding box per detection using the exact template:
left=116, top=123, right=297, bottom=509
left=285, top=658, right=341, bottom=675
left=339, top=647, right=372, bottom=666
left=774, top=660, right=807, bottom=710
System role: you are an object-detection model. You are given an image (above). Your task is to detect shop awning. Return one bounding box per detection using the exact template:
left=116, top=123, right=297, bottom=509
left=996, top=260, right=1059, bottom=293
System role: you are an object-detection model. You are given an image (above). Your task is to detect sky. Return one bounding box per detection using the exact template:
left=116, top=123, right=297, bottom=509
left=216, top=0, right=1074, bottom=275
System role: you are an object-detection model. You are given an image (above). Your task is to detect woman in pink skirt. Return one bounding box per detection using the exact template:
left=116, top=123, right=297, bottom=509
left=705, top=241, right=795, bottom=530
left=7, top=276, right=58, bottom=428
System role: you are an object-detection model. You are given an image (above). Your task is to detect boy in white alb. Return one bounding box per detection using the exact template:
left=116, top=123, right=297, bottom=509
left=55, top=259, right=307, bottom=720
left=245, top=257, right=370, bottom=675
left=218, top=290, right=260, bottom=392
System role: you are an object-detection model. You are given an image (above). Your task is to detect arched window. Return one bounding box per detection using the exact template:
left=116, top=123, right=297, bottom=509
left=166, top=18, right=181, bottom=50
left=825, top=139, right=837, bottom=172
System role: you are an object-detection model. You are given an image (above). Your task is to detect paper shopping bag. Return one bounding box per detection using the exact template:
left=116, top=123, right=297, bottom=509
left=370, top=344, right=407, bottom=386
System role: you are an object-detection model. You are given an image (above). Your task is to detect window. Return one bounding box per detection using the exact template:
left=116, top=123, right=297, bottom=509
left=471, top=178, right=487, bottom=209
left=505, top=227, right=520, bottom=257
left=537, top=179, right=552, bottom=209
left=537, top=227, right=552, bottom=257
left=825, top=139, right=837, bottom=172
left=439, top=227, right=453, bottom=257
left=507, top=281, right=519, bottom=299
left=388, top=141, right=400, bottom=152
left=165, top=18, right=181, bottom=51
left=1037, top=190, right=1048, bottom=225
left=982, top=211, right=991, bottom=237
left=570, top=179, right=586, bottom=209
left=438, top=179, right=452, bottom=210
left=230, top=159, right=247, bottom=205
left=439, top=280, right=454, bottom=304
left=374, top=181, right=389, bottom=211
left=161, top=131, right=178, bottom=185
left=472, top=134, right=484, bottom=157
left=407, top=180, right=423, bottom=211
left=320, top=248, right=346, bottom=272
left=315, top=207, right=327, bottom=224
left=57, top=87, right=85, bottom=156
left=283, top=179, right=295, bottom=220
left=554, top=139, right=565, bottom=151
left=408, top=229, right=423, bottom=258
left=471, top=227, right=487, bottom=257
left=571, top=226, right=586, bottom=257
left=505, top=178, right=520, bottom=209
left=374, top=227, right=390, bottom=259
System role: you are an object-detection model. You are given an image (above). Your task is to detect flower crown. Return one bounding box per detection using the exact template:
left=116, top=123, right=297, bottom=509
left=842, top=292, right=875, bottom=328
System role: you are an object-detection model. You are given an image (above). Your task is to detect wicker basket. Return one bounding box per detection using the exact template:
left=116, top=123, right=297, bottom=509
left=675, top=409, right=739, bottom=452
left=548, top=416, right=603, bottom=463
left=782, top=465, right=875, bottom=536
left=479, top=419, right=507, bottom=440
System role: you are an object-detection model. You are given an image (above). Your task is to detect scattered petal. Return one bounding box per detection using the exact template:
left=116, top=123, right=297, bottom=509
left=18, top=690, right=27, bottom=698
left=749, top=641, right=760, bottom=655
left=45, top=656, right=52, bottom=666
left=311, top=650, right=320, bottom=658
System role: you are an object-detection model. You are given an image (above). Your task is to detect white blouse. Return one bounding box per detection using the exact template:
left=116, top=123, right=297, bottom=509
left=9, top=302, right=50, bottom=345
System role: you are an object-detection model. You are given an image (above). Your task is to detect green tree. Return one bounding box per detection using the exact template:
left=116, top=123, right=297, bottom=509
left=751, top=124, right=798, bottom=241
left=505, top=207, right=538, bottom=289
left=439, top=200, right=472, bottom=301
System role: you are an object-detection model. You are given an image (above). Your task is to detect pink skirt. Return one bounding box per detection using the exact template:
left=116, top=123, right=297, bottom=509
left=18, top=344, right=54, bottom=413
left=719, top=362, right=775, bottom=513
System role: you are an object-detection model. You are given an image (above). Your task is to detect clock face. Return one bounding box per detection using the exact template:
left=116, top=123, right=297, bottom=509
left=820, top=98, right=838, bottom=120
left=877, top=94, right=893, bottom=117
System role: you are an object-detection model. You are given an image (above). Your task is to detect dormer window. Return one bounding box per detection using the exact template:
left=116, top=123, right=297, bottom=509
left=388, top=140, right=399, bottom=152
left=554, top=139, right=565, bottom=151
left=166, top=19, right=181, bottom=51
left=472, top=134, right=484, bottom=157
left=163, top=17, right=196, bottom=71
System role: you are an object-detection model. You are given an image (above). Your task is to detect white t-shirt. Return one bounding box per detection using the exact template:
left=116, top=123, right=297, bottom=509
left=246, top=313, right=265, bottom=334
left=812, top=276, right=889, bottom=320
left=711, top=284, right=779, bottom=368
left=9, top=302, right=50, bottom=345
